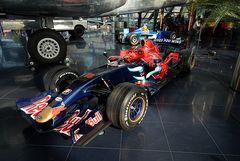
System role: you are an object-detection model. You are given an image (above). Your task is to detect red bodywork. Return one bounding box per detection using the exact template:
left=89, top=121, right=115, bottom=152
left=110, top=39, right=179, bottom=79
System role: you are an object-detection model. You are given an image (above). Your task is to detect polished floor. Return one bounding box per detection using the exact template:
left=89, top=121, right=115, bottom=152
left=0, top=30, right=240, bottom=161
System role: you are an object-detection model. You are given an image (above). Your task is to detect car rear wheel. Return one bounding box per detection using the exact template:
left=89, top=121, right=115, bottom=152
left=129, top=34, right=139, bottom=46
left=169, top=32, right=177, bottom=40
left=106, top=82, right=148, bottom=130
left=43, top=65, right=69, bottom=91
left=44, top=66, right=79, bottom=93
left=181, top=46, right=196, bottom=73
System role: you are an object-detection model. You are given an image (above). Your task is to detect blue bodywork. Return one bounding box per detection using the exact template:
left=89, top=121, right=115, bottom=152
left=156, top=30, right=172, bottom=39
left=16, top=58, right=180, bottom=144
left=132, top=27, right=171, bottom=39
left=118, top=26, right=173, bottom=44
left=16, top=64, right=146, bottom=144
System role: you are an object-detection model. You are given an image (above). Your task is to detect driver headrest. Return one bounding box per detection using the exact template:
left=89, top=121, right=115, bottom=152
left=140, top=40, right=145, bottom=46
left=141, top=39, right=155, bottom=49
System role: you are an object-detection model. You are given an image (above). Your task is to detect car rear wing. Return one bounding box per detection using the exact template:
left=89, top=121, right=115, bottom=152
left=154, top=38, right=185, bottom=52
left=154, top=38, right=183, bottom=46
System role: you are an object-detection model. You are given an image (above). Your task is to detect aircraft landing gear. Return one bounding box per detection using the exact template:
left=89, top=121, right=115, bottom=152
left=27, top=29, right=67, bottom=64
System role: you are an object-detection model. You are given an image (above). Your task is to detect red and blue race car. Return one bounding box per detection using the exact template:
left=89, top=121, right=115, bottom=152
left=116, top=25, right=177, bottom=46
left=16, top=39, right=195, bottom=145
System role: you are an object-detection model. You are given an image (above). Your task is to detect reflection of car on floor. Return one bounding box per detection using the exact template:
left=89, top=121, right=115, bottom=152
left=16, top=39, right=195, bottom=145
left=53, top=18, right=87, bottom=38
left=116, top=26, right=177, bottom=46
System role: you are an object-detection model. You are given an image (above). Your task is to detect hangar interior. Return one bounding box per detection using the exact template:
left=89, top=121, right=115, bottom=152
left=0, top=0, right=240, bottom=161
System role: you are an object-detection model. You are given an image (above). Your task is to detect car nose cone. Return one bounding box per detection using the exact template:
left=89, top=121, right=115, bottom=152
left=36, top=106, right=53, bottom=123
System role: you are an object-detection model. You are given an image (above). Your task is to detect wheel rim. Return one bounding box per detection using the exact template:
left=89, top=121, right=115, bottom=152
left=131, top=36, right=138, bottom=45
left=129, top=97, right=145, bottom=123
left=171, top=34, right=176, bottom=39
left=55, top=73, right=78, bottom=93
left=37, top=38, right=60, bottom=59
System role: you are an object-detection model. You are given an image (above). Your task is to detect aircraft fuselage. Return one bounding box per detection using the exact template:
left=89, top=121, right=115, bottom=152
left=0, top=0, right=127, bottom=18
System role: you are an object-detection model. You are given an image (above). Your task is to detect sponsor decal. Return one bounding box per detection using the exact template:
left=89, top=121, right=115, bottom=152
left=154, top=38, right=181, bottom=44
left=52, top=105, right=66, bottom=119
left=54, top=109, right=91, bottom=136
left=55, top=97, right=63, bottom=102
left=21, top=95, right=51, bottom=119
left=135, top=81, right=152, bottom=87
left=83, top=73, right=95, bottom=79
left=73, top=129, right=83, bottom=142
left=62, top=89, right=72, bottom=95
left=85, top=111, right=103, bottom=127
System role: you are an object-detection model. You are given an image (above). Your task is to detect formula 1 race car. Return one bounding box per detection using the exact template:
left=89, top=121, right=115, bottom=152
left=16, top=39, right=195, bottom=145
left=116, top=25, right=177, bottom=46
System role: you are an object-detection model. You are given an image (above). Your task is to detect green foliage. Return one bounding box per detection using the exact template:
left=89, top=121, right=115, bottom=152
left=196, top=0, right=240, bottom=29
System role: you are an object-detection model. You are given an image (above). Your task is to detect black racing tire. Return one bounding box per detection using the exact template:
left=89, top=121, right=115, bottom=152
left=181, top=46, right=196, bottom=73
left=169, top=32, right=177, bottom=40
left=74, top=25, right=85, bottom=38
left=106, top=82, right=148, bottom=130
left=129, top=34, right=139, bottom=46
left=33, top=65, right=53, bottom=91
left=43, top=65, right=69, bottom=91
left=27, top=29, right=67, bottom=64
left=48, top=67, right=79, bottom=93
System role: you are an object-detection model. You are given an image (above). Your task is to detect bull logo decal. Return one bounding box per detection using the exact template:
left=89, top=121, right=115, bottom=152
left=128, top=66, right=161, bottom=81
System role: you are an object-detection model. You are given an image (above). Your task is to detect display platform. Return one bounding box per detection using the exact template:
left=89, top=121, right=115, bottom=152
left=0, top=31, right=240, bottom=161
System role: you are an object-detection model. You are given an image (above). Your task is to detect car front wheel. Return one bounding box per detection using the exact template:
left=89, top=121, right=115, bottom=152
left=106, top=82, right=148, bottom=130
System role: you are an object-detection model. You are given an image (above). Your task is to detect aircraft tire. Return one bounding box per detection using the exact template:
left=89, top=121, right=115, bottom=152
left=27, top=29, right=67, bottom=64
